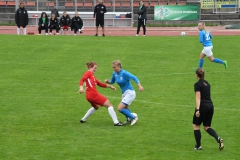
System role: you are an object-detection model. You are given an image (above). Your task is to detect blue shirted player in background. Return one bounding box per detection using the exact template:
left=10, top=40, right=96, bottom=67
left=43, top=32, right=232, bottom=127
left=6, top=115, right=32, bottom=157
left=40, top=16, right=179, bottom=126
left=105, top=60, right=144, bottom=126
left=197, top=22, right=228, bottom=69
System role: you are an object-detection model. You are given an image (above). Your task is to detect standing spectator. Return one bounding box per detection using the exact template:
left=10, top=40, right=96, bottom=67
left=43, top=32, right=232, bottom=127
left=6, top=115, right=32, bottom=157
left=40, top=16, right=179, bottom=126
left=60, top=11, right=72, bottom=35
left=93, top=0, right=107, bottom=37
left=38, top=12, right=49, bottom=35
left=136, top=0, right=147, bottom=36
left=71, top=12, right=83, bottom=36
left=79, top=61, right=123, bottom=126
left=49, top=14, right=59, bottom=35
left=193, top=68, right=224, bottom=150
left=15, top=2, right=28, bottom=35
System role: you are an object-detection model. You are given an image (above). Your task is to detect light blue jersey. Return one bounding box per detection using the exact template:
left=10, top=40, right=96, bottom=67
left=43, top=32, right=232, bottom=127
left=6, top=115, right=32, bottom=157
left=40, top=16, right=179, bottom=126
left=199, top=30, right=212, bottom=47
left=109, top=69, right=140, bottom=94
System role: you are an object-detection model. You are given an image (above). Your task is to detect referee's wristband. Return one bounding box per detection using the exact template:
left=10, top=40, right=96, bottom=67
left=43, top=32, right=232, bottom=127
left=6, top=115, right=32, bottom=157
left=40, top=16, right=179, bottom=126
left=195, top=109, right=199, bottom=112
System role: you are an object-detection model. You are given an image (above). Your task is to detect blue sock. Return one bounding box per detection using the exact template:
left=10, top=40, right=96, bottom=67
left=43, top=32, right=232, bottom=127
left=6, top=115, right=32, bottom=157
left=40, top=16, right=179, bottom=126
left=126, top=108, right=131, bottom=119
left=198, top=59, right=204, bottom=68
left=213, top=58, right=224, bottom=64
left=119, top=108, right=134, bottom=119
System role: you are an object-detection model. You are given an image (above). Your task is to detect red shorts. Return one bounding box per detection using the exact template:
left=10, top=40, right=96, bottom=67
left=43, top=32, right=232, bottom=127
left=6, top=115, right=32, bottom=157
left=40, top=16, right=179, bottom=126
left=86, top=93, right=107, bottom=107
left=62, top=25, right=69, bottom=30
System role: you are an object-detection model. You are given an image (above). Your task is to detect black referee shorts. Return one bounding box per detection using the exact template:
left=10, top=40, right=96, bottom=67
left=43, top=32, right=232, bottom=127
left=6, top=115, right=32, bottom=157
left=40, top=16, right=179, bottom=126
left=192, top=103, right=214, bottom=127
left=96, top=19, right=104, bottom=27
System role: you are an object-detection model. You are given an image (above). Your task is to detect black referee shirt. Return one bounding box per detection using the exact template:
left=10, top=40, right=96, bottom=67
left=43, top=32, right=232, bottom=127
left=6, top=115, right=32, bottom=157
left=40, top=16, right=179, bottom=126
left=194, top=79, right=212, bottom=103
left=94, top=4, right=107, bottom=19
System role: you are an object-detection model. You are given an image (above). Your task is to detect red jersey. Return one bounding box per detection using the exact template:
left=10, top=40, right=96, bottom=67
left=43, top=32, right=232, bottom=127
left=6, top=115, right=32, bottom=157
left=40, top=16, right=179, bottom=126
left=79, top=70, right=107, bottom=99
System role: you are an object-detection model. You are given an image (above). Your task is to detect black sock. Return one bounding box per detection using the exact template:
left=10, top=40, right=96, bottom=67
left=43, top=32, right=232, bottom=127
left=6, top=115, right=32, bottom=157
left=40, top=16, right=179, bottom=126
left=194, top=130, right=201, bottom=147
left=206, top=128, right=219, bottom=142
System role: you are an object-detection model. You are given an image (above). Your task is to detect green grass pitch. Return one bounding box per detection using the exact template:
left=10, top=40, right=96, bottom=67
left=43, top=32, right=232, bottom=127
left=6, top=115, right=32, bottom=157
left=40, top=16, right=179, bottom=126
left=0, top=34, right=239, bottom=160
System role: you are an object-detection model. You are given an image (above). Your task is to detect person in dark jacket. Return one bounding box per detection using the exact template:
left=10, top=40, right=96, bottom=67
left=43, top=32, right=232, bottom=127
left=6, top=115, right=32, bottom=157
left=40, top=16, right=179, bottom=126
left=49, top=14, right=59, bottom=35
left=93, top=0, right=107, bottom=37
left=51, top=8, right=59, bottom=18
left=15, top=2, right=28, bottom=35
left=71, top=12, right=83, bottom=36
left=38, top=12, right=49, bottom=35
left=60, top=11, right=72, bottom=35
left=136, top=0, right=147, bottom=36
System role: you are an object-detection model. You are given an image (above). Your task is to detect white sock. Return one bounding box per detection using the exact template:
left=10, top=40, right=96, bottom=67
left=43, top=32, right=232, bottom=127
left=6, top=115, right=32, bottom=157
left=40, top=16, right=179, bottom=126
left=61, top=29, right=63, bottom=35
left=78, top=29, right=81, bottom=32
left=68, top=29, right=71, bottom=35
left=17, top=28, right=20, bottom=35
left=23, top=28, right=26, bottom=35
left=108, top=106, right=119, bottom=124
left=81, top=107, right=96, bottom=121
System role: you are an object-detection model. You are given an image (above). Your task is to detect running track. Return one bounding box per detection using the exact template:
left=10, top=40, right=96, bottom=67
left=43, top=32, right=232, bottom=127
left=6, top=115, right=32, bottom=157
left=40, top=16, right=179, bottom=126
left=1, top=26, right=240, bottom=36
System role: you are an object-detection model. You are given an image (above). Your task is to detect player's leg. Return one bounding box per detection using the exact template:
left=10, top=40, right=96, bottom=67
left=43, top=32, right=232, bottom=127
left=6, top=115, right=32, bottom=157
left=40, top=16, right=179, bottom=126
left=55, top=25, right=59, bottom=34
left=193, top=111, right=203, bottom=150
left=80, top=103, right=98, bottom=123
left=205, top=46, right=228, bottom=68
left=143, top=19, right=146, bottom=36
left=45, top=25, right=48, bottom=35
left=103, top=99, right=123, bottom=125
left=60, top=26, right=64, bottom=35
left=73, top=24, right=78, bottom=35
left=38, top=25, right=42, bottom=34
left=198, top=51, right=206, bottom=68
left=136, top=20, right=141, bottom=36
left=203, top=105, right=224, bottom=150
left=49, top=25, right=52, bottom=34
left=68, top=27, right=71, bottom=35
left=22, top=25, right=26, bottom=35
left=101, top=19, right=105, bottom=36
left=17, top=26, right=20, bottom=35
left=95, top=19, right=99, bottom=36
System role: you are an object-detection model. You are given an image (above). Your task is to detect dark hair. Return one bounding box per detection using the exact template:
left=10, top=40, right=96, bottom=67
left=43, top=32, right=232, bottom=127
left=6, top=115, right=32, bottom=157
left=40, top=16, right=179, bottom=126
left=86, top=61, right=97, bottom=69
left=196, top=68, right=205, bottom=80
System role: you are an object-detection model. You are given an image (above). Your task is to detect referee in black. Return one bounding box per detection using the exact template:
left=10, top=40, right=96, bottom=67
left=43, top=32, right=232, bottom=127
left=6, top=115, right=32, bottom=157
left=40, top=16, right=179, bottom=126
left=93, top=0, right=107, bottom=37
left=193, top=68, right=224, bottom=151
left=136, top=1, right=147, bottom=36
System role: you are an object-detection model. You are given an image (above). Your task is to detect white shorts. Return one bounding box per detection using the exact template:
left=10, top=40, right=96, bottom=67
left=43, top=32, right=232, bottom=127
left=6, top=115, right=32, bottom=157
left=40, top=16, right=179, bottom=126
left=202, top=46, right=213, bottom=57
left=121, top=90, right=136, bottom=106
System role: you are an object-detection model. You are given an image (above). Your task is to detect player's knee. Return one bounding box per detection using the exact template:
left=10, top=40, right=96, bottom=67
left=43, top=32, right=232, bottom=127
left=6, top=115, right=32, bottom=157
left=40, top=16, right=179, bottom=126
left=203, top=126, right=209, bottom=131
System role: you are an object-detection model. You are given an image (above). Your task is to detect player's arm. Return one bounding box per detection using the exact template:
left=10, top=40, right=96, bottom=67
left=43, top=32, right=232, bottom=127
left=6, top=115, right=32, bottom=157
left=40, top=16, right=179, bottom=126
left=26, top=10, right=28, bottom=25
left=103, top=5, right=107, bottom=13
left=124, top=71, right=144, bottom=92
left=93, top=6, right=97, bottom=18
left=79, top=72, right=90, bottom=93
left=194, top=83, right=201, bottom=117
left=96, top=79, right=116, bottom=91
left=138, top=5, right=146, bottom=14
left=209, top=32, right=212, bottom=39
left=105, top=73, right=115, bottom=84
left=199, top=32, right=203, bottom=44
left=195, top=91, right=201, bottom=117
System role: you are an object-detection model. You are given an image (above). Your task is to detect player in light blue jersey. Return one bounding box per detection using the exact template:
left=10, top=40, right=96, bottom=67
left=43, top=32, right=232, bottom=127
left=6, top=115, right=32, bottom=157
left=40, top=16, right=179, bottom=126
left=197, top=22, right=228, bottom=69
left=105, top=60, right=144, bottom=126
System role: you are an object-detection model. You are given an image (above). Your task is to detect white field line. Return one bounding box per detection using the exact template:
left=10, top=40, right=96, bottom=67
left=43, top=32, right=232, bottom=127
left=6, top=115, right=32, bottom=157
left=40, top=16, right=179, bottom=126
left=106, top=95, right=240, bottom=112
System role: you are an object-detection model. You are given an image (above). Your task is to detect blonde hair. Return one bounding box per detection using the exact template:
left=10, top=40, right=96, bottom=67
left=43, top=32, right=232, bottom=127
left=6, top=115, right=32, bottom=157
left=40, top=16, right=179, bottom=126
left=112, top=60, right=122, bottom=68
left=86, top=61, right=97, bottom=69
left=199, top=22, right=208, bottom=33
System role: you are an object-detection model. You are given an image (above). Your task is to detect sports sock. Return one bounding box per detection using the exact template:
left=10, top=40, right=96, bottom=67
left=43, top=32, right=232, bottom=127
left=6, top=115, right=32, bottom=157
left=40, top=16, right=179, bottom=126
left=68, top=29, right=71, bottom=35
left=108, top=106, right=119, bottom=124
left=194, top=130, right=201, bottom=147
left=213, top=58, right=224, bottom=64
left=206, top=128, right=219, bottom=142
left=119, top=108, right=134, bottom=119
left=78, top=29, right=81, bottom=32
left=17, top=28, right=20, bottom=35
left=61, top=29, right=64, bottom=35
left=23, top=28, right=26, bottom=35
left=81, top=107, right=96, bottom=121
left=198, top=59, right=204, bottom=68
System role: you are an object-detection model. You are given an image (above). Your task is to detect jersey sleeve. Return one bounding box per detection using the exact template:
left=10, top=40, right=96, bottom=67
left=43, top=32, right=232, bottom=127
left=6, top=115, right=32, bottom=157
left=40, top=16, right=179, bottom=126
left=124, top=71, right=140, bottom=84
left=209, top=32, right=212, bottom=39
left=109, top=72, right=116, bottom=84
left=96, top=78, right=107, bottom=88
left=104, top=5, right=107, bottom=13
left=194, top=83, right=200, bottom=92
left=199, top=31, right=203, bottom=43
left=79, top=71, right=90, bottom=86
left=93, top=6, right=97, bottom=17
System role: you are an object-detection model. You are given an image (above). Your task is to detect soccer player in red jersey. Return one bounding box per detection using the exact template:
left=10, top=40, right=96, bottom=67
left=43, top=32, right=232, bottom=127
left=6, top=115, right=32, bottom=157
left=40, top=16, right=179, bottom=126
left=79, top=61, right=123, bottom=126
